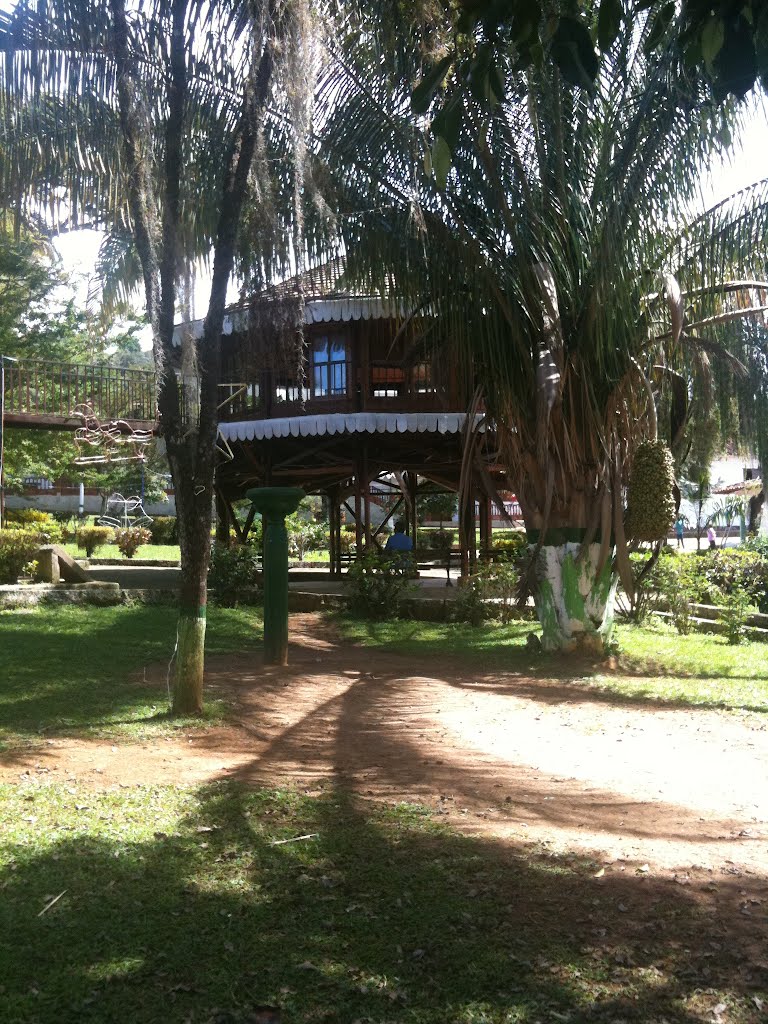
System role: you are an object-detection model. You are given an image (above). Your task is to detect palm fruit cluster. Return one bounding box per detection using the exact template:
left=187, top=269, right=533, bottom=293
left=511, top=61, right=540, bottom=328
left=624, top=439, right=676, bottom=542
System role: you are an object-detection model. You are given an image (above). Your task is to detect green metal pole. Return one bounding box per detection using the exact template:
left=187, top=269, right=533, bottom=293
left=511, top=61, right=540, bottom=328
left=246, top=487, right=304, bottom=665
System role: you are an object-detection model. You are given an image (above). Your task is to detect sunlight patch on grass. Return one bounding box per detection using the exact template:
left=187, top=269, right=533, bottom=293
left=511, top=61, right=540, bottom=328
left=63, top=543, right=181, bottom=562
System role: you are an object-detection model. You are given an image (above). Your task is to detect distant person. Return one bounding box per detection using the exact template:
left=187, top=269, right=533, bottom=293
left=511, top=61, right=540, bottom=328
left=707, top=524, right=717, bottom=550
left=674, top=517, right=685, bottom=548
left=384, top=520, right=413, bottom=555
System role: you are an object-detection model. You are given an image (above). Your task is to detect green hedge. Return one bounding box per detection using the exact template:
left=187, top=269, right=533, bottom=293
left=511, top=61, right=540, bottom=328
left=5, top=509, right=63, bottom=543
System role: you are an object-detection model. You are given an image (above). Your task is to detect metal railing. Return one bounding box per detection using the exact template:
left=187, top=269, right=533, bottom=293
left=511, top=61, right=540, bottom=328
left=1, top=358, right=156, bottom=423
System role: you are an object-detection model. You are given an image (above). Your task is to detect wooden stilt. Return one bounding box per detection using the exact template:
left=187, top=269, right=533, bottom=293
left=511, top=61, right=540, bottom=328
left=241, top=505, right=257, bottom=543
left=328, top=496, right=336, bottom=576
left=468, top=492, right=478, bottom=574
left=459, top=495, right=469, bottom=580
left=354, top=463, right=363, bottom=557
left=405, top=471, right=419, bottom=545
left=215, top=488, right=230, bottom=546
left=479, top=494, right=491, bottom=561
left=362, top=447, right=372, bottom=549
left=336, top=493, right=343, bottom=574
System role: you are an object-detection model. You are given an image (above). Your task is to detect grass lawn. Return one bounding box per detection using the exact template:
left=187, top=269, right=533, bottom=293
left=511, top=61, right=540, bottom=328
left=2, top=780, right=762, bottom=1024
left=0, top=605, right=262, bottom=749
left=340, top=616, right=768, bottom=714
left=63, top=542, right=181, bottom=562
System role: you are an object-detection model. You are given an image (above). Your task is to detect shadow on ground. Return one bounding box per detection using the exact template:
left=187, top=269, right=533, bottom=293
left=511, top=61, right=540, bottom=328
left=0, top=606, right=261, bottom=742
left=1, top=781, right=766, bottom=1024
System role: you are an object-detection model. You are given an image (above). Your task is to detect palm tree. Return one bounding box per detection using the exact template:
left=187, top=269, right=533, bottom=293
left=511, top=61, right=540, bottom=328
left=319, top=3, right=768, bottom=651
left=0, top=0, right=316, bottom=710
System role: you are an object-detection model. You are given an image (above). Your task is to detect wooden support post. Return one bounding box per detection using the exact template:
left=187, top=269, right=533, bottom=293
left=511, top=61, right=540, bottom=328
left=479, top=494, right=491, bottom=561
left=215, top=489, right=231, bottom=546
left=405, top=471, right=418, bottom=546
left=459, top=496, right=469, bottom=580
left=219, top=492, right=246, bottom=544
left=329, top=487, right=342, bottom=576
left=362, top=447, right=372, bottom=548
left=354, top=460, right=363, bottom=557
left=335, top=491, right=343, bottom=574
left=468, top=490, right=478, bottom=574
left=241, top=504, right=257, bottom=543
left=373, top=495, right=403, bottom=539
left=360, top=324, right=370, bottom=412
left=328, top=495, right=337, bottom=576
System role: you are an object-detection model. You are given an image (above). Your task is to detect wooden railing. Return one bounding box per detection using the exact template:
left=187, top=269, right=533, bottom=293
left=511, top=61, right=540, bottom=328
left=2, top=358, right=156, bottom=427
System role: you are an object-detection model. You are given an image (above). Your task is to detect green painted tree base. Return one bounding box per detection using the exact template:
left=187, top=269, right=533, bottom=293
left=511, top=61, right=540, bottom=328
left=535, top=543, right=616, bottom=653
left=172, top=612, right=206, bottom=715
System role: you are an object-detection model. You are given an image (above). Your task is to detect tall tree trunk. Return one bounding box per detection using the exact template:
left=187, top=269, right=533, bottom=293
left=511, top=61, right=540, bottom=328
left=166, top=446, right=214, bottom=713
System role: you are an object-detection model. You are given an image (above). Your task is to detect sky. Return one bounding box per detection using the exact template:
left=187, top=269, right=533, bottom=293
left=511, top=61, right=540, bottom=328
left=697, top=97, right=768, bottom=208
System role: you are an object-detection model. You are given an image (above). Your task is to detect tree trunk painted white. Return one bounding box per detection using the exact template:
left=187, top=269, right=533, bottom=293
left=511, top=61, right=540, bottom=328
left=173, top=612, right=206, bottom=714
left=534, top=542, right=617, bottom=653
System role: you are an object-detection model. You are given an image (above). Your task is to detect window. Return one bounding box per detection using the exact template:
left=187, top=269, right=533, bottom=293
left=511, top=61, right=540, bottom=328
left=413, top=362, right=435, bottom=394
left=275, top=381, right=301, bottom=403
left=371, top=364, right=404, bottom=398
left=312, top=334, right=348, bottom=397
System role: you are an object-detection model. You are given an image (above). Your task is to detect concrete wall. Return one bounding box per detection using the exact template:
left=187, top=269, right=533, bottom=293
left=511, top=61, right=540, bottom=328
left=5, top=493, right=177, bottom=516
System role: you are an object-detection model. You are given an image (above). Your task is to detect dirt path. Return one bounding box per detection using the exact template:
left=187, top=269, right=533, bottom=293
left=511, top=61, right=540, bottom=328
left=4, top=613, right=767, bottom=884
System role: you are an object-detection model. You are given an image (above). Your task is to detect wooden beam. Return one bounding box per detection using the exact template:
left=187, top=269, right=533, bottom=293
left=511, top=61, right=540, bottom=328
left=219, top=491, right=246, bottom=544
left=214, top=488, right=231, bottom=546
left=241, top=504, right=257, bottom=542
left=373, top=495, right=403, bottom=538
left=362, top=447, right=371, bottom=547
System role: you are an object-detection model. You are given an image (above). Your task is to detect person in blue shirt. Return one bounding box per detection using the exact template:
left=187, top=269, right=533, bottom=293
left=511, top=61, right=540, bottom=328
left=674, top=516, right=685, bottom=549
left=384, top=520, right=413, bottom=553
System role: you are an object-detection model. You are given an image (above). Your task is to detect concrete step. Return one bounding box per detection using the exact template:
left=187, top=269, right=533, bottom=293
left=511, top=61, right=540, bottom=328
left=653, top=610, right=768, bottom=639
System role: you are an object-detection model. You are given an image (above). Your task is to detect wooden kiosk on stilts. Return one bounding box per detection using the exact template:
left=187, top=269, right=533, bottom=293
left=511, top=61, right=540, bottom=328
left=175, top=263, right=514, bottom=575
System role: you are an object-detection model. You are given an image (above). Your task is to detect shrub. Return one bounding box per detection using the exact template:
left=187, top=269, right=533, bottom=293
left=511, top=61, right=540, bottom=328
left=648, top=555, right=702, bottom=634
left=453, top=556, right=520, bottom=625
left=325, top=528, right=356, bottom=554
left=208, top=543, right=261, bottom=606
left=75, top=525, right=114, bottom=557
left=490, top=530, right=527, bottom=560
left=113, top=527, right=152, bottom=558
left=716, top=588, right=756, bottom=645
left=148, top=516, right=178, bottom=545
left=286, top=516, right=327, bottom=560
left=696, top=549, right=768, bottom=608
left=429, top=529, right=454, bottom=554
left=5, top=508, right=62, bottom=543
left=744, top=535, right=768, bottom=558
left=0, top=528, right=46, bottom=584
left=345, top=551, right=415, bottom=619
left=414, top=528, right=454, bottom=559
